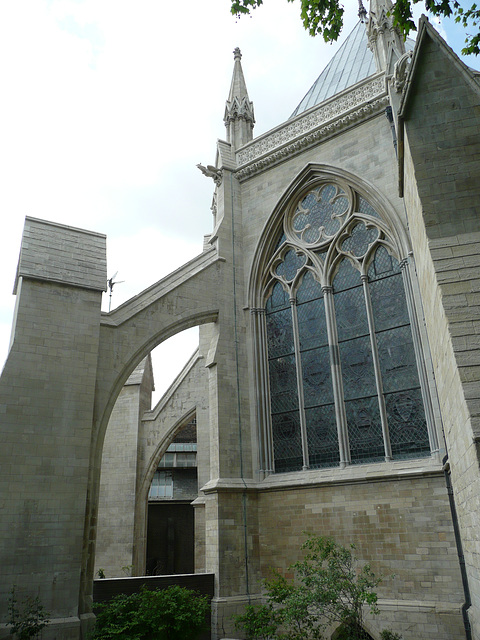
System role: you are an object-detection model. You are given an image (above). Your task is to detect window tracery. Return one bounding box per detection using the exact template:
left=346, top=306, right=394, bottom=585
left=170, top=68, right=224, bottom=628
left=259, top=179, right=434, bottom=473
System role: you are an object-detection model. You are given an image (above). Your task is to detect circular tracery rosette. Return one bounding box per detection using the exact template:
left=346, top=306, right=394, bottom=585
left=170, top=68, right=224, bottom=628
left=263, top=180, right=401, bottom=300
left=284, top=181, right=354, bottom=249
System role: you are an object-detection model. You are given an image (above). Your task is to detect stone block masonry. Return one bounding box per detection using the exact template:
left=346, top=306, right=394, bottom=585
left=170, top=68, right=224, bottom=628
left=0, top=218, right=107, bottom=639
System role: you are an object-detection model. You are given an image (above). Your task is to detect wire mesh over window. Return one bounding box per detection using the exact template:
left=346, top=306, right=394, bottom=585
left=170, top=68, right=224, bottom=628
left=263, top=181, right=431, bottom=473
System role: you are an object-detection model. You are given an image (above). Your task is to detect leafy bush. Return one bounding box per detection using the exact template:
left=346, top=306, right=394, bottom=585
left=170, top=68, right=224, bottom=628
left=91, top=585, right=209, bottom=640
left=7, top=587, right=50, bottom=640
left=235, top=535, right=402, bottom=640
left=380, top=632, right=403, bottom=640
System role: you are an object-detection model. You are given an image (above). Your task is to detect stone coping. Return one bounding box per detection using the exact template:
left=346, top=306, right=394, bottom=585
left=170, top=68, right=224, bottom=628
left=201, top=455, right=443, bottom=494
left=101, top=246, right=220, bottom=326
left=15, top=216, right=107, bottom=293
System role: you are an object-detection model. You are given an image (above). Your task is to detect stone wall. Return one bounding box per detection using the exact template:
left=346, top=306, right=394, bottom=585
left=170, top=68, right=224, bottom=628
left=206, top=71, right=452, bottom=638
left=402, top=22, right=480, bottom=638
left=0, top=218, right=106, bottom=638
left=208, top=462, right=464, bottom=639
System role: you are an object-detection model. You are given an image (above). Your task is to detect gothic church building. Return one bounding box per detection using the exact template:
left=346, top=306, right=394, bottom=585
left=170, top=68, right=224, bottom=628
left=1, top=3, right=480, bottom=639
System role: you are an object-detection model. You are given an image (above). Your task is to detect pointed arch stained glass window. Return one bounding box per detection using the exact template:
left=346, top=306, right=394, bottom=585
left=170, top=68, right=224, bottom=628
left=263, top=181, right=431, bottom=472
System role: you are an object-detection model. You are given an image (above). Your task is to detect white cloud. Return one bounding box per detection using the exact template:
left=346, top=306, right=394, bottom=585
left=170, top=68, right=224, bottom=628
left=2, top=0, right=473, bottom=396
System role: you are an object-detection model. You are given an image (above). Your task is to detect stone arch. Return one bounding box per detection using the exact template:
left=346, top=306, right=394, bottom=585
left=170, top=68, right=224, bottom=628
left=0, top=218, right=223, bottom=630
left=80, top=248, right=223, bottom=619
left=139, top=408, right=198, bottom=509
left=136, top=408, right=198, bottom=575
left=331, top=622, right=376, bottom=640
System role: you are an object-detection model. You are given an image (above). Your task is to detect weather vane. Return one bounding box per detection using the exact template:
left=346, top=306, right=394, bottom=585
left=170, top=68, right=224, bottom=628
left=107, top=271, right=125, bottom=312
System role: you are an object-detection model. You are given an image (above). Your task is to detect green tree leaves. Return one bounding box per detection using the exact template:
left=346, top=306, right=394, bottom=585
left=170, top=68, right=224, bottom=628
left=235, top=535, right=400, bottom=640
left=7, top=587, right=50, bottom=640
left=230, top=0, right=480, bottom=55
left=231, top=0, right=344, bottom=41
left=91, top=585, right=209, bottom=640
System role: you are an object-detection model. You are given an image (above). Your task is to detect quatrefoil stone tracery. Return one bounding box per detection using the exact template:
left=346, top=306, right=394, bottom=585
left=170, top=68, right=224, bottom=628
left=274, top=249, right=307, bottom=282
left=290, top=184, right=350, bottom=246
left=339, top=222, right=380, bottom=258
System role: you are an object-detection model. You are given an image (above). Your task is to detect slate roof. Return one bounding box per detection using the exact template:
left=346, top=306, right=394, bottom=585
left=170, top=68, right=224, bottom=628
left=291, top=21, right=375, bottom=117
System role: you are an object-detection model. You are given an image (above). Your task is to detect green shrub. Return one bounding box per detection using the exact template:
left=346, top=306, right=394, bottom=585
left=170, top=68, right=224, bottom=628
left=235, top=602, right=279, bottom=640
left=7, top=587, right=50, bottom=640
left=91, top=585, right=209, bottom=640
left=235, top=535, right=402, bottom=640
left=380, top=632, right=403, bottom=640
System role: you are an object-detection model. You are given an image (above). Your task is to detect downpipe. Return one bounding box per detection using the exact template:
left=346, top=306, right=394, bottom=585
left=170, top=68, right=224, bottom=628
left=443, top=454, right=472, bottom=640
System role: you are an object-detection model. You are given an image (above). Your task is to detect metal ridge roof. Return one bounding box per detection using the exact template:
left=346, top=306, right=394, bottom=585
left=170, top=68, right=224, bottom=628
left=290, top=21, right=375, bottom=117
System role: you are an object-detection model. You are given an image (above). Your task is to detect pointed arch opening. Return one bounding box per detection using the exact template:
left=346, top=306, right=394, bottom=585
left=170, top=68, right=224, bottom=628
left=331, top=622, right=376, bottom=640
left=145, top=413, right=198, bottom=576
left=250, top=166, right=438, bottom=474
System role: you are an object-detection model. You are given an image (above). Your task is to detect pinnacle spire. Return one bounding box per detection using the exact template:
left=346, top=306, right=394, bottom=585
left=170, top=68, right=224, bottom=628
left=224, top=47, right=255, bottom=149
left=366, top=0, right=406, bottom=72
left=358, top=0, right=367, bottom=22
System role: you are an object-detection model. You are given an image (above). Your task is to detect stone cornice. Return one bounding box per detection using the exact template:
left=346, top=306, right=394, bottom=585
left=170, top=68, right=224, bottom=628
left=235, top=73, right=387, bottom=182
left=200, top=456, right=443, bottom=494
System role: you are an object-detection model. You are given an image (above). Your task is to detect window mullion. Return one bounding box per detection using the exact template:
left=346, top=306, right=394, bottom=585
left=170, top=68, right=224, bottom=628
left=361, top=274, right=392, bottom=461
left=290, top=297, right=310, bottom=470
left=323, top=285, right=350, bottom=467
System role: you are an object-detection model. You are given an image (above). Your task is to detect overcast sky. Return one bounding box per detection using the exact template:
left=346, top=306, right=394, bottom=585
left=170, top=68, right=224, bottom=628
left=0, top=0, right=476, bottom=402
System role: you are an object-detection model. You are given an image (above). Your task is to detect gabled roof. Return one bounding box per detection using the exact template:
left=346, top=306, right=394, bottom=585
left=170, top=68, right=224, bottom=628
left=291, top=21, right=375, bottom=117
left=399, top=15, right=480, bottom=118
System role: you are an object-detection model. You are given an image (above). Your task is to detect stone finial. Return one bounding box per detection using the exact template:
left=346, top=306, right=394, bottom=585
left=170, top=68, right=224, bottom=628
left=358, top=0, right=367, bottom=22
left=233, top=47, right=242, bottom=60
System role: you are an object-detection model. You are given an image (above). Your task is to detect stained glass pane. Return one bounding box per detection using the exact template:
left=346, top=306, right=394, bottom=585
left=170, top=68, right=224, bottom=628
left=266, top=308, right=294, bottom=359
left=335, top=286, right=368, bottom=341
left=292, top=184, right=348, bottom=243
left=369, top=274, right=409, bottom=331
left=368, top=246, right=399, bottom=281
left=345, top=396, right=385, bottom=463
left=275, top=249, right=307, bottom=281
left=376, top=326, right=420, bottom=393
left=358, top=196, right=381, bottom=219
left=266, top=281, right=289, bottom=312
left=301, top=347, right=333, bottom=407
left=332, top=257, right=360, bottom=292
left=339, top=336, right=377, bottom=400
left=272, top=411, right=303, bottom=472
left=341, top=223, right=379, bottom=257
left=296, top=271, right=323, bottom=304
left=386, top=389, right=430, bottom=459
left=305, top=405, right=340, bottom=468
left=268, top=356, right=299, bottom=414
left=297, top=299, right=327, bottom=350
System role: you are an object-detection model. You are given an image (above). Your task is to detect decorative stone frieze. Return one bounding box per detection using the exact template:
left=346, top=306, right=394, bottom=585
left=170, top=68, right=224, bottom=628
left=235, top=74, right=387, bottom=181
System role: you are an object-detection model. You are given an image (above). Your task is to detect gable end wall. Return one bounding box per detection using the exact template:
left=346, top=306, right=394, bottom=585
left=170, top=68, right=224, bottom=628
left=403, top=33, right=480, bottom=638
